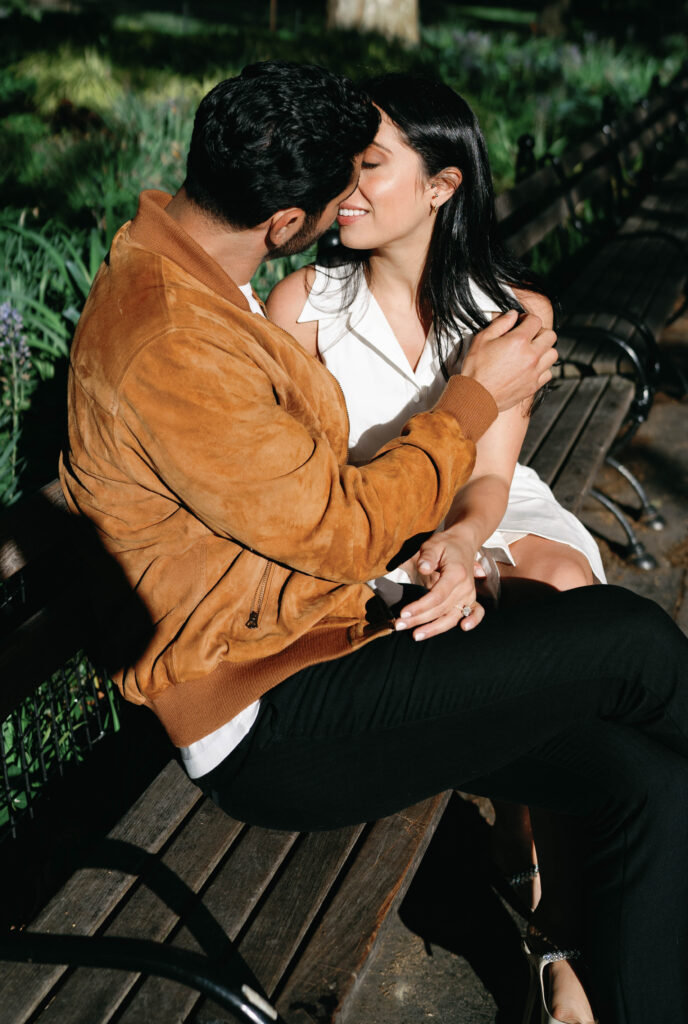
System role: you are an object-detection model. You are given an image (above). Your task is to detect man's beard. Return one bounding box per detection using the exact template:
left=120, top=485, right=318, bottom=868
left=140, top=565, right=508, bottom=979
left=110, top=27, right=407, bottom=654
left=267, top=212, right=324, bottom=259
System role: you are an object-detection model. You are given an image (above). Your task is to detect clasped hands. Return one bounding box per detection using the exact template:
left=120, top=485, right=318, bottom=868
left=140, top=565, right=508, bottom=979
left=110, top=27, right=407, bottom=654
left=394, top=527, right=487, bottom=641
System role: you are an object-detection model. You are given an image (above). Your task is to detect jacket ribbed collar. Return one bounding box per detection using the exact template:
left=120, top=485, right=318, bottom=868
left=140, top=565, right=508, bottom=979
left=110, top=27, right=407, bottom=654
left=127, top=190, right=252, bottom=313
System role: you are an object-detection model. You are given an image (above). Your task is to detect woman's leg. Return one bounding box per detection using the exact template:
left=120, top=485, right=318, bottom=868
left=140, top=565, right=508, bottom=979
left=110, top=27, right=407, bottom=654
left=496, top=534, right=597, bottom=1015
left=465, top=720, right=688, bottom=1023
left=500, top=534, right=595, bottom=590
left=197, top=584, right=688, bottom=1022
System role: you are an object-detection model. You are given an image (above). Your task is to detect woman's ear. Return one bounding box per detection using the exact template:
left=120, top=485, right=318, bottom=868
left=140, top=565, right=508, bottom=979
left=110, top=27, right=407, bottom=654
left=429, top=167, right=463, bottom=209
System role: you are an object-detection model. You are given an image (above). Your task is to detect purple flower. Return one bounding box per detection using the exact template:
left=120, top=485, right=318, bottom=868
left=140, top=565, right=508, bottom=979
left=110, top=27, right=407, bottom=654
left=0, top=302, right=31, bottom=369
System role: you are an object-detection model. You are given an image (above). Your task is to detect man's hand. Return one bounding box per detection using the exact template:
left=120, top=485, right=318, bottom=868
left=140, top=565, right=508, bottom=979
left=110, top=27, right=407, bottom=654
left=461, top=310, right=557, bottom=412
left=394, top=529, right=486, bottom=641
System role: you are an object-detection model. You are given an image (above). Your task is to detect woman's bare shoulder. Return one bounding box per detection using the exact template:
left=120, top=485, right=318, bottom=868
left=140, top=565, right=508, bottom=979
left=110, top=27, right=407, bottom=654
left=266, top=266, right=318, bottom=356
left=511, top=286, right=554, bottom=327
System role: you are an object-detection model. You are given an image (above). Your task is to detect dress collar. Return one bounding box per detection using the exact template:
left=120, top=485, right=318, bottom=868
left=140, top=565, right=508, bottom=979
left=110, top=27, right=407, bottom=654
left=298, top=264, right=440, bottom=386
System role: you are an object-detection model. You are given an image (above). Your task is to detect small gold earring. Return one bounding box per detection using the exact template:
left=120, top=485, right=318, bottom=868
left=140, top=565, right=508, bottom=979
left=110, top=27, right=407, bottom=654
left=431, top=189, right=439, bottom=212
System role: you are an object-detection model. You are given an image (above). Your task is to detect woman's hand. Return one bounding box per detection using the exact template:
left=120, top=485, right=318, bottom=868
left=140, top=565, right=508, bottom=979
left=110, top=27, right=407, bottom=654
left=395, top=527, right=487, bottom=641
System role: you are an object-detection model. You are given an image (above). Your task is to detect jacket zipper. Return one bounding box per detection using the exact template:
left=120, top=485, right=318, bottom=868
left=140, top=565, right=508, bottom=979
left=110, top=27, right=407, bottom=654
left=246, top=561, right=274, bottom=628
left=329, top=374, right=351, bottom=450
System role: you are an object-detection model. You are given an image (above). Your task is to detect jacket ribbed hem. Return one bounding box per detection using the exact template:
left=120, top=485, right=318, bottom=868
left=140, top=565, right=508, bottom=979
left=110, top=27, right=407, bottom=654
left=145, top=622, right=389, bottom=747
left=434, top=375, right=498, bottom=441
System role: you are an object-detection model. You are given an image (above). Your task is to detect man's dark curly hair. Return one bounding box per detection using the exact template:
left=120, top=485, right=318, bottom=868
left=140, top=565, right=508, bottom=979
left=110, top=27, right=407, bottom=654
left=184, top=60, right=380, bottom=229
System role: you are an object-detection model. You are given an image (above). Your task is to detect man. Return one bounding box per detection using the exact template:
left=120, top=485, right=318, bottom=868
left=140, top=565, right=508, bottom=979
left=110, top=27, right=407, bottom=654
left=61, top=61, right=688, bottom=1022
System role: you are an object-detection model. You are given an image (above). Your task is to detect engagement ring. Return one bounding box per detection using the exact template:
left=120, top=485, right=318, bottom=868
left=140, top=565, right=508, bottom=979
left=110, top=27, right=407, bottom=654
left=461, top=605, right=472, bottom=618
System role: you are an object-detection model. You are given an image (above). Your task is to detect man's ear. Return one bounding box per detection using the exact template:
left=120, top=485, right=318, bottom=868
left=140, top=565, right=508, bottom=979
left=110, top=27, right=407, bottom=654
left=267, top=208, right=306, bottom=247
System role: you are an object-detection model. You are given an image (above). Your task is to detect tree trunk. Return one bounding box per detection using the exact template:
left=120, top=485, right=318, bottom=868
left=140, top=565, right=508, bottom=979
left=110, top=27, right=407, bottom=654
left=327, top=0, right=420, bottom=46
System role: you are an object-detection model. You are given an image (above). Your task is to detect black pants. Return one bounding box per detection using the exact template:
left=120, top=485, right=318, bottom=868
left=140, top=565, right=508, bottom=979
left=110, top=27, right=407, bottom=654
left=197, top=584, right=688, bottom=1023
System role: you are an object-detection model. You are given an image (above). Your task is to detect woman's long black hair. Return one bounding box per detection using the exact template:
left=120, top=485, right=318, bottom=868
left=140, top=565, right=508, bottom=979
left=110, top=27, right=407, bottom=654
left=329, top=73, right=552, bottom=378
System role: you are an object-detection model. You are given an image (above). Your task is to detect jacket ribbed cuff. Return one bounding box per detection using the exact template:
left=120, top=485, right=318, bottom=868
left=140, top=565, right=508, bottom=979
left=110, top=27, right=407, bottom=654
left=433, top=375, right=498, bottom=442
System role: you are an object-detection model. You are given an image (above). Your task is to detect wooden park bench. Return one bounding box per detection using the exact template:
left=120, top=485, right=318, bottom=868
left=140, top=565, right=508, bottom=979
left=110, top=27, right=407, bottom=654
left=0, top=360, right=634, bottom=1024
left=499, top=63, right=688, bottom=421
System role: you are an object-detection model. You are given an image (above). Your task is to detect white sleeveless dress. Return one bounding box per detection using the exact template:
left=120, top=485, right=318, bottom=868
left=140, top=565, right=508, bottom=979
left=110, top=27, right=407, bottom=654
left=297, top=265, right=606, bottom=591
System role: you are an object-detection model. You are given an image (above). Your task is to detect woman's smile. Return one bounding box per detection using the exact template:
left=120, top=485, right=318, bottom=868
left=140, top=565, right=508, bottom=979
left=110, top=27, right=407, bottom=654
left=337, top=206, right=369, bottom=225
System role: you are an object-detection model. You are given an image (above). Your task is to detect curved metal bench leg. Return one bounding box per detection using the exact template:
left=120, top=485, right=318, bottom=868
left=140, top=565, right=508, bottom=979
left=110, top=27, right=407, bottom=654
left=604, top=456, right=666, bottom=530
left=589, top=488, right=657, bottom=569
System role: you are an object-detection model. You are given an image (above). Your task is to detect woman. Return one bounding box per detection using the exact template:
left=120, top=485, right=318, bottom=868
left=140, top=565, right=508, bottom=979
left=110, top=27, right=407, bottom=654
left=267, top=73, right=602, bottom=1024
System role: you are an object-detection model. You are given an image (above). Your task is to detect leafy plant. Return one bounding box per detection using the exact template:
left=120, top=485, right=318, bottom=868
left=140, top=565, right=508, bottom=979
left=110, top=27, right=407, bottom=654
left=0, top=655, right=120, bottom=835
left=0, top=217, right=107, bottom=500
left=13, top=46, right=124, bottom=117
left=0, top=302, right=36, bottom=503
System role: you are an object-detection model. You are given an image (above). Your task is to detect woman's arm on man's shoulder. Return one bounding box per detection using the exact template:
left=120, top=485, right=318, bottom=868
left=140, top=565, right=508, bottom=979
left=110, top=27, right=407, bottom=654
left=265, top=265, right=319, bottom=356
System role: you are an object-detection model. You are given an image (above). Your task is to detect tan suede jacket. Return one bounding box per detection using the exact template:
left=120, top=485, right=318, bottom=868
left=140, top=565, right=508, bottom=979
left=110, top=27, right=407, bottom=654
left=59, top=191, right=498, bottom=746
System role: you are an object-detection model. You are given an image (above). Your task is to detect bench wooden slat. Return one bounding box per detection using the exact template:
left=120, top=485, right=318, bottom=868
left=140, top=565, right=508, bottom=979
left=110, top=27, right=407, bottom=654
left=1, top=760, right=201, bottom=1024
left=115, top=823, right=302, bottom=1023
left=236, top=826, right=365, bottom=999
left=502, top=193, right=573, bottom=257
left=556, top=306, right=633, bottom=380
left=520, top=379, right=578, bottom=466
left=565, top=231, right=677, bottom=318
left=574, top=256, right=683, bottom=352
left=0, top=481, right=69, bottom=581
left=33, top=798, right=243, bottom=1024
left=555, top=129, right=610, bottom=177
left=559, top=311, right=638, bottom=379
left=567, top=159, right=615, bottom=208
left=529, top=376, right=609, bottom=487
left=558, top=224, right=685, bottom=369
left=553, top=377, right=634, bottom=512
left=624, top=197, right=688, bottom=240
left=495, top=163, right=560, bottom=223
left=274, top=793, right=451, bottom=1024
